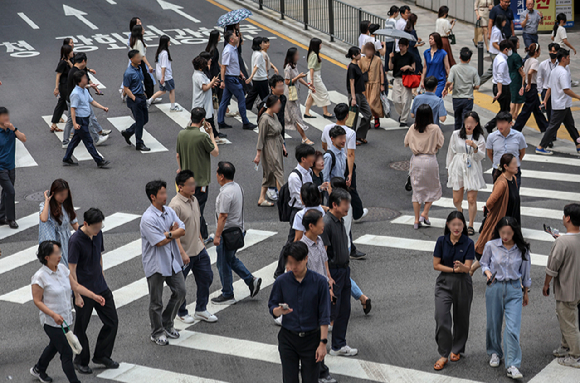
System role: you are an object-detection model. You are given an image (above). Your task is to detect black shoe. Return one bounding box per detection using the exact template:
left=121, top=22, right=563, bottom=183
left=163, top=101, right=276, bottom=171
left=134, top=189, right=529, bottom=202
left=92, top=356, right=120, bottom=369
left=303, top=113, right=316, bottom=118
left=0, top=218, right=7, bottom=226
left=323, top=114, right=335, bottom=119
left=217, top=132, right=228, bottom=138
left=242, top=123, right=257, bottom=130
left=547, top=142, right=554, bottom=148
left=62, top=158, right=78, bottom=166
left=136, top=144, right=151, bottom=152
left=249, top=277, right=262, bottom=298
left=7, top=220, right=18, bottom=229
left=350, top=249, right=367, bottom=260
left=97, top=159, right=111, bottom=168
left=484, top=122, right=494, bottom=134
left=30, top=366, right=53, bottom=383
left=121, top=130, right=133, bottom=145
left=73, top=363, right=93, bottom=374
left=210, top=294, right=236, bottom=305
left=219, top=123, right=233, bottom=129
left=399, top=122, right=407, bottom=127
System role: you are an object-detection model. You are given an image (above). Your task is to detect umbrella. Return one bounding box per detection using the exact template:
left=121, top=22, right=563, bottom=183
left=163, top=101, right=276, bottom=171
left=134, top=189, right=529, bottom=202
left=217, top=8, right=253, bottom=27
left=372, top=28, right=416, bottom=41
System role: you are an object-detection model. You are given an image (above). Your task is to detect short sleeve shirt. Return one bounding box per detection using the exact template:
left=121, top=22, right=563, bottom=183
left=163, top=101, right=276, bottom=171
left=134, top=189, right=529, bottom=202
left=0, top=127, right=16, bottom=171
left=68, top=227, right=108, bottom=294
left=347, top=63, right=365, bottom=94
left=300, top=235, right=329, bottom=280
left=322, top=124, right=356, bottom=150
left=320, top=212, right=350, bottom=268
left=123, top=64, right=145, bottom=95
left=447, top=63, right=480, bottom=99
left=411, top=92, right=447, bottom=125
left=55, top=60, right=70, bottom=85
left=307, top=52, right=321, bottom=71
left=192, top=71, right=214, bottom=118
left=391, top=52, right=414, bottom=78
left=31, top=264, right=73, bottom=327
left=550, top=65, right=572, bottom=110
left=156, top=50, right=173, bottom=81
left=523, top=57, right=539, bottom=85
left=222, top=44, right=240, bottom=76
left=292, top=205, right=325, bottom=232
left=521, top=9, right=542, bottom=34
left=70, top=85, right=93, bottom=118
left=489, top=5, right=514, bottom=38
left=554, top=26, right=567, bottom=46
left=251, top=51, right=268, bottom=81
left=433, top=234, right=475, bottom=268
left=169, top=194, right=205, bottom=257
left=132, top=39, right=146, bottom=56
left=489, top=26, right=504, bottom=55
left=486, top=128, right=527, bottom=168
left=176, top=126, right=215, bottom=187
left=216, top=181, right=244, bottom=231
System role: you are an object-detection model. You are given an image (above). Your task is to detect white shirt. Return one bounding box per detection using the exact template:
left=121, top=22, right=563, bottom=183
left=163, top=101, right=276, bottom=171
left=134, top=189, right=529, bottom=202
left=364, top=36, right=383, bottom=53
left=435, top=18, right=452, bottom=36
left=192, top=70, right=213, bottom=118
left=321, top=123, right=356, bottom=150
left=537, top=59, right=558, bottom=90
left=287, top=164, right=313, bottom=209
left=31, top=264, right=74, bottom=328
left=523, top=57, right=539, bottom=85
left=358, top=33, right=370, bottom=49
left=553, top=26, right=567, bottom=46
left=251, top=51, right=268, bottom=81
left=550, top=65, right=572, bottom=110
left=489, top=26, right=503, bottom=55
left=492, top=52, right=511, bottom=85
left=384, top=18, right=397, bottom=42
left=395, top=18, right=407, bottom=52
left=156, top=50, right=173, bottom=82
left=292, top=205, right=326, bottom=232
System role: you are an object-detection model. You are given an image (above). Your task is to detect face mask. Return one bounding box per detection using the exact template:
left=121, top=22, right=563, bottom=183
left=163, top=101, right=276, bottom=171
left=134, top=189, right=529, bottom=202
left=507, top=49, right=513, bottom=57
left=550, top=53, right=557, bottom=60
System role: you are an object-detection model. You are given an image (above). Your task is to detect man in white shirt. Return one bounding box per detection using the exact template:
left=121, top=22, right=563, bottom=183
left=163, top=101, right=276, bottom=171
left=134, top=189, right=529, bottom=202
left=537, top=48, right=580, bottom=155
left=537, top=43, right=560, bottom=123
left=358, top=20, right=371, bottom=49
left=484, top=40, right=513, bottom=133
left=394, top=6, right=411, bottom=52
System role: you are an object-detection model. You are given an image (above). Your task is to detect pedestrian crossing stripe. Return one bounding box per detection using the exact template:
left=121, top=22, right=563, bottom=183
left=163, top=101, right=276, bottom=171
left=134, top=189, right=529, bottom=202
left=227, top=99, right=292, bottom=139
left=88, top=75, right=107, bottom=89
left=15, top=139, right=37, bottom=168
left=484, top=168, right=580, bottom=183
left=107, top=116, right=168, bottom=153
left=527, top=359, right=580, bottom=383
left=482, top=184, right=580, bottom=201
left=42, top=115, right=105, bottom=162
left=0, top=211, right=44, bottom=241
left=523, top=154, right=580, bottom=167
left=98, top=362, right=229, bottom=383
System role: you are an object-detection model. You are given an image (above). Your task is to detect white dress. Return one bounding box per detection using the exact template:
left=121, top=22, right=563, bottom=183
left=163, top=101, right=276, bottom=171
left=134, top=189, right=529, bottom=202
left=446, top=131, right=486, bottom=191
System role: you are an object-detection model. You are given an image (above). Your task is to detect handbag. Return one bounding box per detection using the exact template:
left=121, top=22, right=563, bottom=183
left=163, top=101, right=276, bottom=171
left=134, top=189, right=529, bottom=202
left=405, top=175, right=412, bottom=191
left=479, top=206, right=489, bottom=233
left=288, top=81, right=298, bottom=102
left=212, top=93, right=219, bottom=110
left=448, top=31, right=456, bottom=45
left=62, top=320, right=82, bottom=355
left=380, top=91, right=390, bottom=117
left=402, top=74, right=421, bottom=89
left=221, top=186, right=245, bottom=251
left=345, top=105, right=359, bottom=128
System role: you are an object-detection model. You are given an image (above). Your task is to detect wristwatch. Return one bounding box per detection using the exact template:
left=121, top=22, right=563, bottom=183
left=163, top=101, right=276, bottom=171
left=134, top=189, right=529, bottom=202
left=167, top=231, right=173, bottom=239
left=320, top=339, right=328, bottom=344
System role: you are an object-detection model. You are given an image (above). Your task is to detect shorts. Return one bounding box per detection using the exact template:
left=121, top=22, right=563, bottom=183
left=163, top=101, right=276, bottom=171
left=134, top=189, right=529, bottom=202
left=159, top=78, right=175, bottom=92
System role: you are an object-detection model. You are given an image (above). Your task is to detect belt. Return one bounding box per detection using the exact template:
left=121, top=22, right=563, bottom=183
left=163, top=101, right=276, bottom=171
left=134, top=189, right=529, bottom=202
left=284, top=327, right=320, bottom=337
left=133, top=93, right=145, bottom=97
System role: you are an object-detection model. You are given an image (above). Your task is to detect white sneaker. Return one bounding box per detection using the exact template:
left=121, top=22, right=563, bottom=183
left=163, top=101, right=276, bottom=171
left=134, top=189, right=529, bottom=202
left=274, top=316, right=283, bottom=326
left=572, top=80, right=579, bottom=87
left=152, top=97, right=163, bottom=104
left=94, top=135, right=109, bottom=146
left=121, top=94, right=126, bottom=103
left=150, top=334, right=168, bottom=346
left=226, top=111, right=239, bottom=117
left=553, top=346, right=570, bottom=357
left=170, top=105, right=183, bottom=112
left=62, top=143, right=69, bottom=149
left=165, top=328, right=180, bottom=339
left=177, top=314, right=195, bottom=324
left=329, top=345, right=358, bottom=357
left=489, top=353, right=500, bottom=367
left=354, top=208, right=368, bottom=222
left=266, top=189, right=278, bottom=201
left=146, top=99, right=152, bottom=109
left=100, top=129, right=112, bottom=136
left=557, top=356, right=580, bottom=368
left=507, top=366, right=523, bottom=379
left=215, top=138, right=227, bottom=145
left=194, top=310, right=218, bottom=323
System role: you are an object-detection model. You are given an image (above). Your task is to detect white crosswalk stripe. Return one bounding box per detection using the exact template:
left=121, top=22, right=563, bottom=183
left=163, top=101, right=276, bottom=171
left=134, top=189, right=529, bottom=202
left=523, top=154, right=580, bottom=167
left=42, top=115, right=105, bottom=161
left=89, top=75, right=107, bottom=89
left=433, top=197, right=564, bottom=220
left=481, top=184, right=580, bottom=202
left=484, top=168, right=580, bottom=183
left=227, top=99, right=292, bottom=139
left=98, top=362, right=229, bottom=383
left=108, top=116, right=168, bottom=153
left=15, top=139, right=37, bottom=168
left=0, top=211, right=49, bottom=241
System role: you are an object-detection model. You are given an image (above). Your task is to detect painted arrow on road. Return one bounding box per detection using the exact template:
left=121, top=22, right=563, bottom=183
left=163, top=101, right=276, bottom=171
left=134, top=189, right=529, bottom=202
left=63, top=5, right=98, bottom=30
left=157, top=0, right=200, bottom=23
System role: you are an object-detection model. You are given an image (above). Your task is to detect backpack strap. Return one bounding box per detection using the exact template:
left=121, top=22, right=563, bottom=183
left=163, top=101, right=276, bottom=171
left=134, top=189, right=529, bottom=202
left=289, top=169, right=303, bottom=206
left=325, top=150, right=336, bottom=176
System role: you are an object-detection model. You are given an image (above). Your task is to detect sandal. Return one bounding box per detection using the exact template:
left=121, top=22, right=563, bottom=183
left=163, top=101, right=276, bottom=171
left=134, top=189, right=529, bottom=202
left=50, top=124, right=63, bottom=132
left=468, top=226, right=475, bottom=236
left=434, top=357, right=448, bottom=371
left=59, top=118, right=65, bottom=123
left=258, top=201, right=274, bottom=207
left=356, top=141, right=362, bottom=146
left=450, top=353, right=460, bottom=362
left=301, top=138, right=314, bottom=145
left=359, top=139, right=368, bottom=144
left=419, top=216, right=431, bottom=226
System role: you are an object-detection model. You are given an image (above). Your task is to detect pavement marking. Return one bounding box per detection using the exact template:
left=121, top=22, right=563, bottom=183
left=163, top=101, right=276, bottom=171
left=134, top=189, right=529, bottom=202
left=432, top=197, right=565, bottom=221
left=107, top=116, right=169, bottom=153
left=97, top=362, right=228, bottom=383
left=89, top=75, right=107, bottom=89
left=42, top=115, right=104, bottom=162
left=15, top=138, right=37, bottom=168
left=299, top=104, right=331, bottom=132
left=528, top=359, right=580, bottom=383
left=227, top=99, right=291, bottom=139
left=63, top=5, right=98, bottom=30
left=391, top=215, right=555, bottom=243
left=522, top=154, right=580, bottom=167
left=481, top=184, right=580, bottom=202
left=157, top=0, right=201, bottom=23
left=484, top=168, right=580, bottom=183
left=0, top=211, right=46, bottom=241
left=171, top=330, right=481, bottom=383
left=17, top=12, right=39, bottom=29
left=353, top=234, right=548, bottom=267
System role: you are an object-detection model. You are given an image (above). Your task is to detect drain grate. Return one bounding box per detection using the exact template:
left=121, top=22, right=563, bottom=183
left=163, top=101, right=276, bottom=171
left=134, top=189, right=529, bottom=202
left=359, top=207, right=400, bottom=222
left=24, top=191, right=46, bottom=202
left=389, top=161, right=410, bottom=172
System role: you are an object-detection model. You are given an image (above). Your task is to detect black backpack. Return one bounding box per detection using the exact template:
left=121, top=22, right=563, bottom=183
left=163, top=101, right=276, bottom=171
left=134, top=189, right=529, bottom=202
left=277, top=169, right=302, bottom=222
left=325, top=150, right=348, bottom=178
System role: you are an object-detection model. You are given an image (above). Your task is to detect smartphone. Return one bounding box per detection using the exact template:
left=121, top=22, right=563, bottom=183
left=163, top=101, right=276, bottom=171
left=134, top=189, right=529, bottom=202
left=331, top=295, right=337, bottom=304
left=487, top=271, right=497, bottom=286
left=279, top=303, right=289, bottom=310
left=543, top=224, right=560, bottom=238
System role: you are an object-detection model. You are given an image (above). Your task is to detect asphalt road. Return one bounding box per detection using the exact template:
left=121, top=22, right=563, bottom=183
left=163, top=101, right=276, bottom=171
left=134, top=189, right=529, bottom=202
left=1, top=0, right=579, bottom=382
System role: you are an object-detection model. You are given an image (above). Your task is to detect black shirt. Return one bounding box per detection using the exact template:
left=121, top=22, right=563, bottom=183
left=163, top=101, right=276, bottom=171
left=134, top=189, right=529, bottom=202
left=347, top=63, right=365, bottom=95
left=433, top=234, right=475, bottom=268
left=68, top=226, right=108, bottom=294
left=55, top=60, right=71, bottom=86
left=320, top=211, right=350, bottom=268
left=505, top=177, right=521, bottom=224
left=489, top=5, right=514, bottom=38
left=66, top=66, right=89, bottom=102
left=391, top=52, right=415, bottom=78
left=209, top=48, right=220, bottom=78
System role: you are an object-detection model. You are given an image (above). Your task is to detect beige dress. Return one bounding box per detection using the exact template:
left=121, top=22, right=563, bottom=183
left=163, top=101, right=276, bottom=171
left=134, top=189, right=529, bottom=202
left=474, top=0, right=493, bottom=25
left=359, top=55, right=384, bottom=118
left=257, top=113, right=284, bottom=188
left=307, top=52, right=331, bottom=107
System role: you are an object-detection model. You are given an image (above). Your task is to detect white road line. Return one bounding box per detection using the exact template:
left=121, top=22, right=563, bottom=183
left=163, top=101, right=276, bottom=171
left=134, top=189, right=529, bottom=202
left=353, top=234, right=548, bottom=267
left=171, top=331, right=481, bottom=383
left=228, top=100, right=292, bottom=139
left=97, top=362, right=229, bottom=383
left=42, top=116, right=104, bottom=162
left=391, top=215, right=555, bottom=242
left=157, top=0, right=201, bottom=23
left=484, top=168, right=580, bottom=183
left=433, top=197, right=564, bottom=221
left=63, top=5, right=98, bottom=30
left=528, top=359, right=580, bottom=383
left=482, top=184, right=580, bottom=201
left=105, top=0, right=117, bottom=4
left=17, top=12, right=39, bottom=29
left=89, top=75, right=107, bottom=89
left=523, top=154, right=580, bottom=167
left=15, top=138, right=37, bottom=168
left=299, top=104, right=330, bottom=132
left=108, top=116, right=168, bottom=153
left=0, top=212, right=43, bottom=241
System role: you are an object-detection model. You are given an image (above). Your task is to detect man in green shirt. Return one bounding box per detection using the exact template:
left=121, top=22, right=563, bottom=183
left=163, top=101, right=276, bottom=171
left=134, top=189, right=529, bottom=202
left=176, top=107, right=219, bottom=241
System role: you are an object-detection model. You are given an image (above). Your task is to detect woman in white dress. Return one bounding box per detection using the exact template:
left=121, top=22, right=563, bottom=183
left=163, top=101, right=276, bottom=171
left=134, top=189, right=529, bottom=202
left=446, top=111, right=486, bottom=236
left=303, top=38, right=334, bottom=119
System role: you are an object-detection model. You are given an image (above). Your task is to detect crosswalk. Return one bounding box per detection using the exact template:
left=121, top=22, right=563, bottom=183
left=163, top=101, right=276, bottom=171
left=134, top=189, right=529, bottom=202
left=42, top=115, right=105, bottom=162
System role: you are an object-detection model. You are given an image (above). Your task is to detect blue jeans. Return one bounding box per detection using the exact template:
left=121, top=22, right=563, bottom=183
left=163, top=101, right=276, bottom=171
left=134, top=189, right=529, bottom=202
left=485, top=280, right=523, bottom=368
left=452, top=98, right=474, bottom=131
left=350, top=278, right=362, bottom=300
left=126, top=94, right=148, bottom=146
left=63, top=103, right=101, bottom=145
left=63, top=116, right=104, bottom=164
left=522, top=33, right=538, bottom=49
left=178, top=248, right=214, bottom=316
left=217, top=76, right=250, bottom=125
left=216, top=242, right=253, bottom=298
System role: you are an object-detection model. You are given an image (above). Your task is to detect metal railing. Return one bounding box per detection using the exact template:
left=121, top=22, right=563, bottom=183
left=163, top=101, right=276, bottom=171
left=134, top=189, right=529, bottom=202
left=245, top=0, right=386, bottom=46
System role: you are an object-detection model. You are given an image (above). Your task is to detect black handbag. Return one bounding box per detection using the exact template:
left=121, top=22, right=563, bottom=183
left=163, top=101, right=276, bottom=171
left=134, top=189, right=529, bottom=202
left=405, top=175, right=412, bottom=191
left=221, top=186, right=245, bottom=251
left=479, top=206, right=489, bottom=233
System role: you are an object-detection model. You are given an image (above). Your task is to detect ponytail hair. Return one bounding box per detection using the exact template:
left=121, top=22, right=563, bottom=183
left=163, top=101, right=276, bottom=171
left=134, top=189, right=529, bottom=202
left=525, top=43, right=539, bottom=57
left=258, top=94, right=279, bottom=120
left=553, top=13, right=567, bottom=37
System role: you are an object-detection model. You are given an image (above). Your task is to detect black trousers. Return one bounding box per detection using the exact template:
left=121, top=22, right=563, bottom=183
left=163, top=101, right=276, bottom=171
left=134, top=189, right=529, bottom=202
left=195, top=186, right=209, bottom=240
left=51, top=84, right=69, bottom=124
left=486, top=83, right=511, bottom=132
left=37, top=324, right=80, bottom=383
left=513, top=84, right=548, bottom=133
left=0, top=168, right=16, bottom=221
left=274, top=207, right=302, bottom=278
left=539, top=108, right=580, bottom=149
left=278, top=327, right=320, bottom=383
left=63, top=117, right=104, bottom=164
left=245, top=79, right=269, bottom=113
left=126, top=94, right=148, bottom=146
left=541, top=89, right=552, bottom=121
left=349, top=163, right=364, bottom=220
left=329, top=266, right=351, bottom=351
left=73, top=288, right=118, bottom=366
left=139, top=61, right=154, bottom=98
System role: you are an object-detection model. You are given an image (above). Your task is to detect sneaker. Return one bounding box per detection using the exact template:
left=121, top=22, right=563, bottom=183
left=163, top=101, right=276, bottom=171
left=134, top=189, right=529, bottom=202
left=536, top=148, right=553, bottom=155
left=62, top=158, right=78, bottom=166
left=152, top=97, right=163, bottom=104
left=177, top=314, right=195, bottom=324
left=150, top=334, right=168, bottom=346
left=354, top=208, right=368, bottom=222
left=249, top=277, right=262, bottom=298
left=219, top=123, right=233, bottom=129
left=92, top=356, right=119, bottom=369
left=99, top=129, right=112, bottom=136
left=266, top=189, right=278, bottom=201
left=73, top=363, right=93, bottom=374
left=146, top=99, right=152, bottom=109
left=572, top=80, right=580, bottom=87
left=211, top=294, right=236, bottom=305
left=94, top=135, right=109, bottom=146
left=170, top=105, right=183, bottom=112
left=557, top=356, right=580, bottom=368
left=204, top=236, right=214, bottom=245
left=507, top=366, right=523, bottom=379
left=97, top=160, right=111, bottom=168
left=217, top=132, right=228, bottom=138
left=215, top=138, right=227, bottom=145
left=62, top=143, right=69, bottom=149
left=489, top=353, right=500, bottom=367
left=165, top=328, right=180, bottom=339
left=319, top=375, right=338, bottom=383
left=274, top=316, right=283, bottom=326
left=30, top=366, right=53, bottom=383
left=329, top=345, right=358, bottom=357
left=350, top=249, right=366, bottom=259
left=243, top=122, right=257, bottom=130
left=121, top=93, right=127, bottom=103
left=553, top=346, right=570, bottom=357
left=194, top=310, right=218, bottom=323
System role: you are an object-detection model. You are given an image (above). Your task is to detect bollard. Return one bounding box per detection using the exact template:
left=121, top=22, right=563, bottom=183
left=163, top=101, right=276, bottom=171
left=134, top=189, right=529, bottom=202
left=478, top=41, right=484, bottom=76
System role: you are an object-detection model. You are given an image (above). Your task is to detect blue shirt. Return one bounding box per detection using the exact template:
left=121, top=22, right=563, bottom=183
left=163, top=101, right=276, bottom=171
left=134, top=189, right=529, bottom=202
left=489, top=5, right=514, bottom=38
left=433, top=234, right=475, bottom=268
left=140, top=205, right=185, bottom=278
left=0, top=127, right=16, bottom=171
left=424, top=48, right=448, bottom=82
left=322, top=145, right=347, bottom=182
left=411, top=92, right=447, bottom=126
left=123, top=64, right=144, bottom=95
left=68, top=227, right=108, bottom=294
left=69, top=86, right=93, bottom=118
left=480, top=238, right=531, bottom=287
left=222, top=43, right=240, bottom=76
left=268, top=269, right=331, bottom=332
left=486, top=128, right=527, bottom=169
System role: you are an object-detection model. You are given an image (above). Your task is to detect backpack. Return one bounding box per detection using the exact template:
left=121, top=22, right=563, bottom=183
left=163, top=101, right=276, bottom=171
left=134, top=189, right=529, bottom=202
left=277, top=169, right=302, bottom=222
left=325, top=150, right=349, bottom=179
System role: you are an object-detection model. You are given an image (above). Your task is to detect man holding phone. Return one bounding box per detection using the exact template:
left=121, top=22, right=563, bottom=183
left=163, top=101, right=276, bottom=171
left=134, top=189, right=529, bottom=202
left=176, top=107, right=219, bottom=243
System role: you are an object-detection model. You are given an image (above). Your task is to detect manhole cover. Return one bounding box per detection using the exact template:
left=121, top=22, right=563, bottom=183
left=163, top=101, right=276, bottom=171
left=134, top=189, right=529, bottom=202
left=390, top=161, right=410, bottom=172
left=359, top=207, right=400, bottom=222
left=25, top=191, right=45, bottom=202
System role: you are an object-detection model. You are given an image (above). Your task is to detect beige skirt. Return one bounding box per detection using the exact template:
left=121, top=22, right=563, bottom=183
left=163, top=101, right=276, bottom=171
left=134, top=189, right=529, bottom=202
left=307, top=70, right=331, bottom=107
left=410, top=154, right=442, bottom=204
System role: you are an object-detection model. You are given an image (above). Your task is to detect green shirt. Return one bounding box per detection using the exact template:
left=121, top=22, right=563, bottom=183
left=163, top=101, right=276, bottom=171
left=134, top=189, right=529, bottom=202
left=307, top=52, right=321, bottom=71
left=176, top=126, right=215, bottom=187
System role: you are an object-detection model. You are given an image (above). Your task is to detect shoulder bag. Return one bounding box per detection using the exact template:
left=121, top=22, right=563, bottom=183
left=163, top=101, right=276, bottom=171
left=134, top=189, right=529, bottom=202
left=221, top=185, right=245, bottom=251
left=402, top=74, right=421, bottom=89
left=346, top=105, right=359, bottom=128
left=288, top=79, right=298, bottom=102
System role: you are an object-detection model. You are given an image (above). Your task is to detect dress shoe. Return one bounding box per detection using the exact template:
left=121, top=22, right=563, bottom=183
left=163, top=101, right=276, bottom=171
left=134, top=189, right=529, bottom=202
left=92, top=356, right=119, bottom=369
left=350, top=249, right=366, bottom=259
left=62, top=158, right=78, bottom=166
left=97, top=160, right=111, bottom=168
left=73, top=363, right=93, bottom=374
left=219, top=123, right=233, bottom=129
left=7, top=220, right=18, bottom=229
left=136, top=144, right=151, bottom=152
left=242, top=123, right=257, bottom=130
left=121, top=130, right=132, bottom=145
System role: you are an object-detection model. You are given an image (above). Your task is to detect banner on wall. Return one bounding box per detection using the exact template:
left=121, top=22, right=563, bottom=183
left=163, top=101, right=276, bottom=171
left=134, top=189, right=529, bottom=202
left=512, top=0, right=573, bottom=31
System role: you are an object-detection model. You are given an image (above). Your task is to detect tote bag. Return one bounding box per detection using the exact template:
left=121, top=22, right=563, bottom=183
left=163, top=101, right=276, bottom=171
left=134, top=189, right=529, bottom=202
left=288, top=84, right=298, bottom=102
left=345, top=105, right=359, bottom=128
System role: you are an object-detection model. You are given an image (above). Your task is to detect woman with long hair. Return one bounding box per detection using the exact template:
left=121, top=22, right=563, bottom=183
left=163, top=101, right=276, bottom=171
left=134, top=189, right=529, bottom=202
left=507, top=36, right=525, bottom=120
left=130, top=24, right=154, bottom=98
left=359, top=43, right=384, bottom=131
left=404, top=104, right=444, bottom=229
left=404, top=13, right=424, bottom=77
left=283, top=47, right=315, bottom=144
left=432, top=211, right=474, bottom=371
left=39, top=179, right=78, bottom=266
left=50, top=44, right=74, bottom=132
left=435, top=6, right=456, bottom=67
left=147, top=35, right=182, bottom=111
left=471, top=153, right=521, bottom=274
left=205, top=30, right=222, bottom=105
left=422, top=33, right=450, bottom=97
left=480, top=217, right=531, bottom=380
left=552, top=13, right=576, bottom=55
left=245, top=37, right=270, bottom=112
left=303, top=38, right=334, bottom=119
left=254, top=95, right=286, bottom=206
left=346, top=46, right=372, bottom=144
left=446, top=111, right=486, bottom=235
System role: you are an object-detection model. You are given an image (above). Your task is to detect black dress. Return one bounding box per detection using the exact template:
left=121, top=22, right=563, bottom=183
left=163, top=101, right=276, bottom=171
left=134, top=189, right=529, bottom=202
left=51, top=60, right=71, bottom=124
left=505, top=177, right=521, bottom=224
